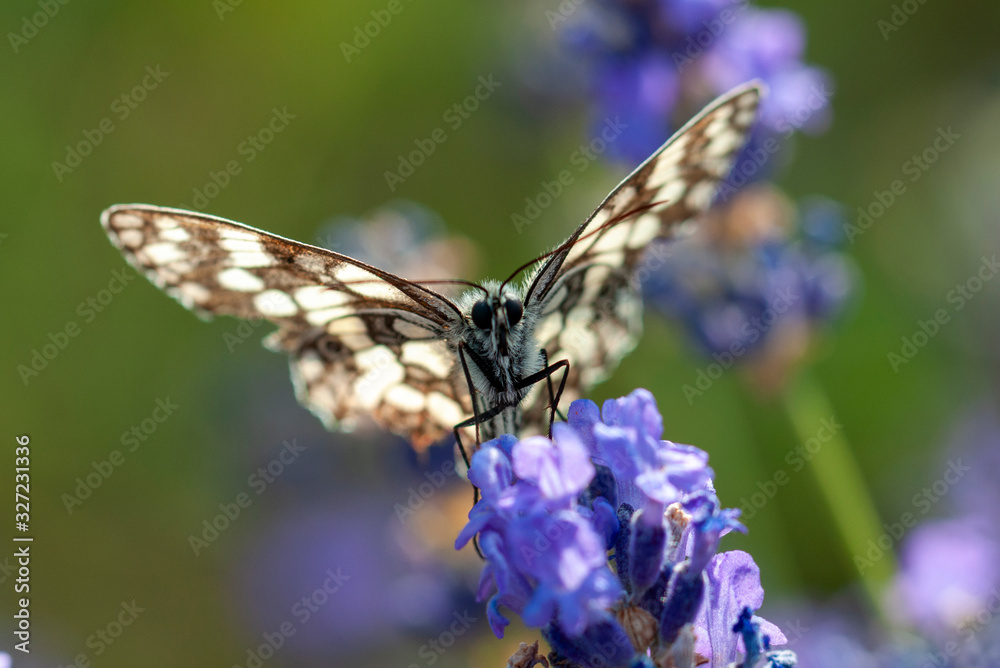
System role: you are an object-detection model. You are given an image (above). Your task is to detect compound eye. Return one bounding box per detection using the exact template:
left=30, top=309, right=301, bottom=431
left=471, top=300, right=492, bottom=330
left=504, top=299, right=523, bottom=327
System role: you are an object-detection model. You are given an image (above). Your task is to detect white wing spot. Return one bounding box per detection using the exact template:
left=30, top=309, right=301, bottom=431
left=306, top=306, right=352, bottom=326
left=295, top=285, right=351, bottom=310
left=705, top=129, right=741, bottom=158
left=340, top=332, right=374, bottom=351
left=295, top=254, right=328, bottom=275
left=335, top=264, right=373, bottom=284
left=656, top=135, right=689, bottom=170
left=159, top=227, right=191, bottom=242
left=117, top=229, right=144, bottom=248
left=220, top=238, right=265, bottom=253
left=704, top=107, right=734, bottom=138
left=628, top=214, right=661, bottom=249
left=254, top=289, right=298, bottom=317
left=734, top=107, right=756, bottom=127
left=113, top=213, right=144, bottom=228
left=655, top=179, right=687, bottom=208
left=427, top=392, right=465, bottom=425
left=354, top=346, right=405, bottom=410
left=593, top=223, right=631, bottom=253
left=401, top=340, right=452, bottom=377
left=686, top=180, right=718, bottom=210
left=535, top=313, right=563, bottom=345
left=218, top=267, right=266, bottom=292
left=219, top=228, right=259, bottom=242
left=178, top=281, right=211, bottom=303
left=386, top=384, right=427, bottom=411
left=154, top=216, right=180, bottom=230
left=143, top=242, right=185, bottom=265
left=327, top=316, right=367, bottom=335
left=227, top=251, right=275, bottom=268
left=609, top=186, right=636, bottom=215
left=352, top=281, right=399, bottom=300
left=297, top=352, right=326, bottom=382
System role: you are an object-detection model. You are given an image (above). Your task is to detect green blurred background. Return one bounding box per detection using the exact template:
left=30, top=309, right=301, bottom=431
left=3, top=1, right=1000, bottom=666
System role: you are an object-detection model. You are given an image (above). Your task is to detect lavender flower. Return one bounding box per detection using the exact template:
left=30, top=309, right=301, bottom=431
left=456, top=389, right=794, bottom=667
left=549, top=0, right=831, bottom=164
left=889, top=518, right=1000, bottom=639
left=778, top=401, right=1000, bottom=666
left=641, top=187, right=856, bottom=395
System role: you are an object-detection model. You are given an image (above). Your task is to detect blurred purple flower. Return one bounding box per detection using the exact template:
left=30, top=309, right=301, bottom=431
left=641, top=189, right=856, bottom=393
left=890, top=518, right=1000, bottom=638
left=543, top=0, right=832, bottom=164
left=458, top=389, right=793, bottom=667
left=944, top=402, right=1000, bottom=526
left=702, top=9, right=832, bottom=136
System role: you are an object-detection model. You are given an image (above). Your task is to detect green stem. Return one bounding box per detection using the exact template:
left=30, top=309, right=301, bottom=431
left=780, top=370, right=894, bottom=621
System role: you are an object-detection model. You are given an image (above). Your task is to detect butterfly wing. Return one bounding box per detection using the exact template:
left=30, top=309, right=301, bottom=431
left=102, top=204, right=471, bottom=450
left=520, top=83, right=763, bottom=433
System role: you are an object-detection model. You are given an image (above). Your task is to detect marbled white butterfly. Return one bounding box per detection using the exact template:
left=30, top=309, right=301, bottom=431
left=102, top=82, right=762, bottom=456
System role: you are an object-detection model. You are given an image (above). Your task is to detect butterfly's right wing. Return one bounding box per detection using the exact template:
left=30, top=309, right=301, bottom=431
left=519, top=84, right=762, bottom=434
left=102, top=205, right=472, bottom=450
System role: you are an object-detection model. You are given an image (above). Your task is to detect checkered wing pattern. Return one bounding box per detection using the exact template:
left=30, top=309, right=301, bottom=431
left=520, top=83, right=762, bottom=433
left=101, top=205, right=470, bottom=450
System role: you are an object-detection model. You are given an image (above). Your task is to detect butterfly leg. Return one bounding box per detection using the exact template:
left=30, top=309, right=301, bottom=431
left=454, top=343, right=484, bottom=470
left=515, top=358, right=570, bottom=437
left=539, top=348, right=569, bottom=424
left=452, top=400, right=511, bottom=562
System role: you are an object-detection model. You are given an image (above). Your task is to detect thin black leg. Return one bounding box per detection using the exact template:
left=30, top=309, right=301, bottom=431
left=540, top=349, right=569, bottom=424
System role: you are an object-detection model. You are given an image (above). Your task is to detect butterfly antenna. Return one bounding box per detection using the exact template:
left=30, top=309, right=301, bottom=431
left=498, top=200, right=664, bottom=292
left=412, top=279, right=488, bottom=295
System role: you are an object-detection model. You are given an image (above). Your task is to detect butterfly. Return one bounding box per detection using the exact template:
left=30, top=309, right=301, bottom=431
left=101, top=82, right=761, bottom=457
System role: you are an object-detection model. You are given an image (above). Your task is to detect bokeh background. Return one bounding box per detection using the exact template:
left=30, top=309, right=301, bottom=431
left=3, top=1, right=1000, bottom=666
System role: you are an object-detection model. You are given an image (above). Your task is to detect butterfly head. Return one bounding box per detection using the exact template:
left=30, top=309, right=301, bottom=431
left=462, top=282, right=526, bottom=358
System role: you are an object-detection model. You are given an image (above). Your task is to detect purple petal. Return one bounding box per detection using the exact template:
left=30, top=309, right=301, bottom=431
left=694, top=550, right=780, bottom=662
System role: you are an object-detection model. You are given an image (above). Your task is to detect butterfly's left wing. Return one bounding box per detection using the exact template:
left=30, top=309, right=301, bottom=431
left=102, top=204, right=472, bottom=450
left=520, top=83, right=762, bottom=433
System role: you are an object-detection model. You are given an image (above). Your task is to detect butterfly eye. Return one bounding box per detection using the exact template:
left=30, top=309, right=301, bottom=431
left=504, top=299, right=523, bottom=327
left=471, top=300, right=492, bottom=330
